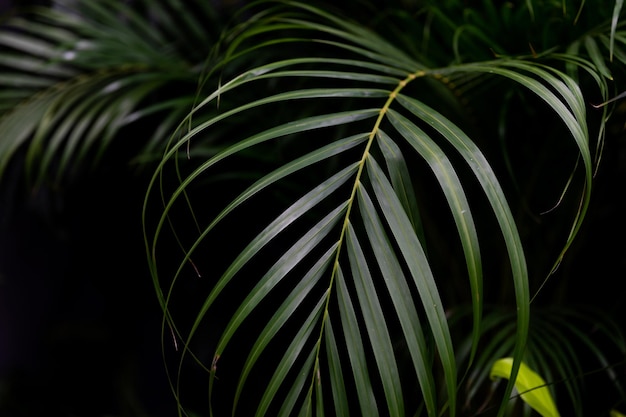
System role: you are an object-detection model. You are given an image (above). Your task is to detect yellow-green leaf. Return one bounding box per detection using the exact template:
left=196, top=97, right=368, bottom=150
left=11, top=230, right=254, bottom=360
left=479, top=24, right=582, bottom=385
left=490, top=357, right=560, bottom=417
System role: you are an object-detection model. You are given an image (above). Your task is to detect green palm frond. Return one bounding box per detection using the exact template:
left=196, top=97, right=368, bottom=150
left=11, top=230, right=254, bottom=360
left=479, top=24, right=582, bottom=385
left=0, top=0, right=229, bottom=186
left=141, top=2, right=622, bottom=416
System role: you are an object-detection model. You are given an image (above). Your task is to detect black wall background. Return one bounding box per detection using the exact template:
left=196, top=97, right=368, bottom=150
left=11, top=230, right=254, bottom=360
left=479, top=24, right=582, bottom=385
left=0, top=157, right=177, bottom=416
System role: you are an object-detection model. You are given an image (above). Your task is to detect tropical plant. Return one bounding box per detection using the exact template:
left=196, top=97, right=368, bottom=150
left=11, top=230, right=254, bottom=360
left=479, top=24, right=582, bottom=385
left=2, top=0, right=626, bottom=416
left=0, top=0, right=238, bottom=188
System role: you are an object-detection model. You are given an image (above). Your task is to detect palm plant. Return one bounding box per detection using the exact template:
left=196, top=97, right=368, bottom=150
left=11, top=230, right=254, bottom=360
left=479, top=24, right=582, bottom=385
left=3, top=0, right=626, bottom=416
left=0, top=0, right=237, bottom=188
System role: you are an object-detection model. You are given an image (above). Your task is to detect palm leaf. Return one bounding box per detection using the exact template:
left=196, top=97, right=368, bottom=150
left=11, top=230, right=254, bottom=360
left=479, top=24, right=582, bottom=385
left=0, top=0, right=228, bottom=185
left=140, top=1, right=616, bottom=416
left=356, top=175, right=436, bottom=414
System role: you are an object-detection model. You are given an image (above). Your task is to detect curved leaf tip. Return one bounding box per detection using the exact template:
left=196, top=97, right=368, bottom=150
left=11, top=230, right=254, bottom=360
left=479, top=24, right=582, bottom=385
left=490, top=357, right=560, bottom=417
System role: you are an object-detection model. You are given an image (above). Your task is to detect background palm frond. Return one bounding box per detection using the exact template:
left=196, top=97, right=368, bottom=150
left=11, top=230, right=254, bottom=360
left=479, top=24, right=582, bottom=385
left=0, top=0, right=235, bottom=188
